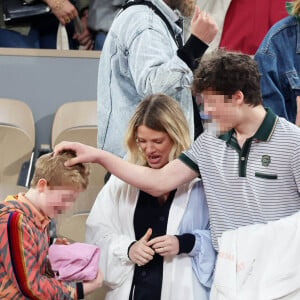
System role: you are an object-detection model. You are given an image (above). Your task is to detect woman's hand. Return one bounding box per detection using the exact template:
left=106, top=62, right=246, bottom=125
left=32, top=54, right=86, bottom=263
left=45, top=0, right=78, bottom=25
left=147, top=235, right=179, bottom=256
left=128, top=228, right=155, bottom=266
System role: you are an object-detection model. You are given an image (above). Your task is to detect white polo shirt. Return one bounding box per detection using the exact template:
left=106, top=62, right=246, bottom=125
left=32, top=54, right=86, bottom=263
left=179, top=109, right=300, bottom=250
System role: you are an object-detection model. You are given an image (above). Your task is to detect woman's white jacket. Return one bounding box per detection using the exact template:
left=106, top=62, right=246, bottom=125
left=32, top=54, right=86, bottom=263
left=86, top=175, right=215, bottom=300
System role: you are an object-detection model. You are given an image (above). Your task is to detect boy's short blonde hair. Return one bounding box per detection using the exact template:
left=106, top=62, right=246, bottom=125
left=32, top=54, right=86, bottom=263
left=30, top=150, right=90, bottom=190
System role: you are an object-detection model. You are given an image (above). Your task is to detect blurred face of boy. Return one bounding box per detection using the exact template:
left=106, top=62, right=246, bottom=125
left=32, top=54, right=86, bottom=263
left=136, top=125, right=173, bottom=169
left=166, top=0, right=196, bottom=17
left=201, top=89, right=238, bottom=134
left=39, top=183, right=80, bottom=218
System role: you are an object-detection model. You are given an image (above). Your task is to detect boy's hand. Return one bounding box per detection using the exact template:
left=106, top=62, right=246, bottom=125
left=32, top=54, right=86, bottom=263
left=54, top=141, right=100, bottom=166
left=54, top=237, right=70, bottom=245
left=83, top=269, right=103, bottom=295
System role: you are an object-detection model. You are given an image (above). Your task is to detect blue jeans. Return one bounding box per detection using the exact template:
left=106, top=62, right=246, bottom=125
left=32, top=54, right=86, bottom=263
left=0, top=15, right=76, bottom=49
left=0, top=28, right=36, bottom=48
left=94, top=31, right=107, bottom=50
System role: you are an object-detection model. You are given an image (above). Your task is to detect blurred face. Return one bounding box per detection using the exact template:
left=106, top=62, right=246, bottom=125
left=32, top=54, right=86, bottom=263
left=40, top=187, right=80, bottom=218
left=136, top=125, right=173, bottom=169
left=201, top=90, right=237, bottom=134
left=166, top=0, right=196, bottom=17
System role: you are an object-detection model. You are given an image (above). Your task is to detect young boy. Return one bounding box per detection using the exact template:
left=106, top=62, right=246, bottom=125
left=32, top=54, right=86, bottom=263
left=0, top=150, right=103, bottom=299
left=54, top=50, right=300, bottom=251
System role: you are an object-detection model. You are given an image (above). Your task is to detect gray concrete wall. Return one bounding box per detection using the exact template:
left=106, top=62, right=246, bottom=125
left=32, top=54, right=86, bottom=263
left=0, top=48, right=100, bottom=155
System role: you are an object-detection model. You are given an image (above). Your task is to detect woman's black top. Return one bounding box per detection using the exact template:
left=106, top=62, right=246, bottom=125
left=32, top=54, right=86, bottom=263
left=128, top=189, right=176, bottom=300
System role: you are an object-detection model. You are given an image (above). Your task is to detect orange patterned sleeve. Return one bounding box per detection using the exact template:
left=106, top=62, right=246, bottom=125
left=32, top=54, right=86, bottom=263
left=4, top=212, right=79, bottom=299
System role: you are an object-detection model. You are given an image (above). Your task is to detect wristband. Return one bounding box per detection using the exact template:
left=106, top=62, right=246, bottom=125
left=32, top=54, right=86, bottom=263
left=176, top=234, right=195, bottom=254
left=127, top=241, right=136, bottom=260
left=76, top=282, right=84, bottom=299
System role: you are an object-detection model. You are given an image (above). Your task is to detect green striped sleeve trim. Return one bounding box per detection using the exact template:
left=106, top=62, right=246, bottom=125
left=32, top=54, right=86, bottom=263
left=178, top=153, right=200, bottom=175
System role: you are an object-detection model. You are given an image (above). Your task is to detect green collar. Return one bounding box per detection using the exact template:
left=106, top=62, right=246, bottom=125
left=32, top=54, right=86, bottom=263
left=219, top=108, right=278, bottom=143
left=219, top=129, right=234, bottom=143
left=286, top=2, right=294, bottom=16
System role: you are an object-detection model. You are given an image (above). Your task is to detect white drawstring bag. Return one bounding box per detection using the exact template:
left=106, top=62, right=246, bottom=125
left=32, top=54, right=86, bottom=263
left=56, top=23, right=69, bottom=50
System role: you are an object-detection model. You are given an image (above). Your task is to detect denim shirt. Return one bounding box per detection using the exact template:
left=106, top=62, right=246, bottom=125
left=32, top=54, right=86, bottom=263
left=255, top=16, right=300, bottom=123
left=97, top=0, right=194, bottom=157
left=179, top=180, right=216, bottom=292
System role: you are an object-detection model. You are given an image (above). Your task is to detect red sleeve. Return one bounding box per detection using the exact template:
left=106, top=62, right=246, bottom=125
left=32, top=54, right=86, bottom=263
left=6, top=212, right=78, bottom=300
left=219, top=0, right=288, bottom=55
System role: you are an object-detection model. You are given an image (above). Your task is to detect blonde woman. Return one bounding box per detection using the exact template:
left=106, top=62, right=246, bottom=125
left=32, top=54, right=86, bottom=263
left=86, top=94, right=216, bottom=300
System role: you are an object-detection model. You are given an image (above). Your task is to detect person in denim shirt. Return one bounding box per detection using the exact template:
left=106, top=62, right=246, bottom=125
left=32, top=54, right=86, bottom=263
left=255, top=1, right=300, bottom=123
left=97, top=0, right=218, bottom=158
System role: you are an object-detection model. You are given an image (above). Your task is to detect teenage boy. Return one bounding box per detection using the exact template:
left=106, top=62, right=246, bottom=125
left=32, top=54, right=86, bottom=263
left=54, top=50, right=300, bottom=250
left=0, top=150, right=103, bottom=299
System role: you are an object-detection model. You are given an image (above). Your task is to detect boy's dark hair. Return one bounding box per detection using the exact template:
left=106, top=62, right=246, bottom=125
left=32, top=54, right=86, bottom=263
left=193, top=49, right=262, bottom=106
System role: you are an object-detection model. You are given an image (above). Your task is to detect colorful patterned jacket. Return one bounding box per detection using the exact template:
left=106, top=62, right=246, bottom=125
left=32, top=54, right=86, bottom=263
left=0, top=193, right=79, bottom=299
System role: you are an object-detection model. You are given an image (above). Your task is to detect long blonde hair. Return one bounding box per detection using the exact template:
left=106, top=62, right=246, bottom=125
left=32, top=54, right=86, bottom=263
left=124, top=93, right=191, bottom=165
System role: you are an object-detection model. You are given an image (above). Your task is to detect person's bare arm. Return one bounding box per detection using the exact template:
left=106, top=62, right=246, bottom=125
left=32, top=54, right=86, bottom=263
left=54, top=141, right=198, bottom=196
